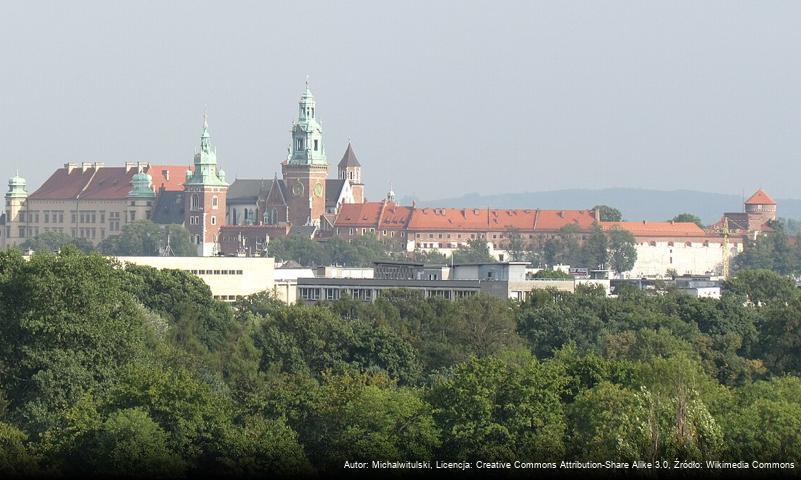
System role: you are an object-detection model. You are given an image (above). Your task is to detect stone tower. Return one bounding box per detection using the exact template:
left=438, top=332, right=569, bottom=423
left=184, top=114, right=228, bottom=256
left=338, top=142, right=364, bottom=203
left=4, top=173, right=27, bottom=246
left=282, top=81, right=328, bottom=226
left=744, top=189, right=777, bottom=231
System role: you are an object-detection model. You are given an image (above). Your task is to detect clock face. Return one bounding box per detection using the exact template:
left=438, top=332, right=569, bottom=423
left=292, top=181, right=304, bottom=196
left=313, top=182, right=323, bottom=198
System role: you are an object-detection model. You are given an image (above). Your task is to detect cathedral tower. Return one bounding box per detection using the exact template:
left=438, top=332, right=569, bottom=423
left=282, top=81, right=328, bottom=226
left=184, top=114, right=228, bottom=256
left=338, top=142, right=364, bottom=203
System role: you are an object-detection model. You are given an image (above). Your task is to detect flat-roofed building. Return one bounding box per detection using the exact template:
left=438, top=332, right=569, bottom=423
left=297, top=277, right=481, bottom=303
left=114, top=256, right=274, bottom=302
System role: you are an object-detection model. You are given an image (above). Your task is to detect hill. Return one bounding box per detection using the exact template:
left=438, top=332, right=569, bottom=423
left=399, top=188, right=801, bottom=225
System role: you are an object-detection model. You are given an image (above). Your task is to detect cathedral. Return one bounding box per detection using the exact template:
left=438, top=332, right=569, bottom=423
left=0, top=83, right=366, bottom=256
left=216, top=83, right=367, bottom=255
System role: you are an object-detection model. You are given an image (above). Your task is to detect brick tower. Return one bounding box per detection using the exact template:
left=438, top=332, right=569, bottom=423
left=282, top=81, right=328, bottom=227
left=184, top=114, right=228, bottom=256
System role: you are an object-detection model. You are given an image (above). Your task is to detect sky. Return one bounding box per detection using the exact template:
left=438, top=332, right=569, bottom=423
left=1, top=1, right=800, bottom=201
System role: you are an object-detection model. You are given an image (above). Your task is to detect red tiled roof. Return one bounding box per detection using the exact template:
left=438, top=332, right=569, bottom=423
left=744, top=189, right=776, bottom=205
left=148, top=165, right=189, bottom=192
left=601, top=221, right=706, bottom=237
left=334, top=202, right=413, bottom=229
left=406, top=207, right=596, bottom=232
left=29, top=163, right=188, bottom=201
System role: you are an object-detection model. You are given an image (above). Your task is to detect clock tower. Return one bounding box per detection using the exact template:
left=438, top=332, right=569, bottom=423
left=282, top=81, right=328, bottom=226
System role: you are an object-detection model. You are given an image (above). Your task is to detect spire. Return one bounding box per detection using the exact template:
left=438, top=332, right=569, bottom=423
left=387, top=183, right=396, bottom=203
left=186, top=111, right=227, bottom=187
left=338, top=142, right=361, bottom=168
left=288, top=80, right=326, bottom=166
left=200, top=111, right=211, bottom=153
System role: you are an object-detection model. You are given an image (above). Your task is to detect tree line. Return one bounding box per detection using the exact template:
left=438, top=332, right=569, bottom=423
left=1, top=248, right=800, bottom=476
left=17, top=220, right=196, bottom=257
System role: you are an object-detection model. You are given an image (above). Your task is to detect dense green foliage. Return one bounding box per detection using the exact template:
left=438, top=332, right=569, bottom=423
left=267, top=233, right=396, bottom=267
left=19, top=231, right=94, bottom=254
left=593, top=204, right=623, bottom=222
left=98, top=220, right=196, bottom=256
left=671, top=213, right=704, bottom=228
left=18, top=221, right=195, bottom=257
left=0, top=249, right=799, bottom=476
left=734, top=222, right=801, bottom=275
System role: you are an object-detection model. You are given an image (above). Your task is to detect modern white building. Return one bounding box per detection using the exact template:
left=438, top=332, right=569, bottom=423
left=114, top=256, right=274, bottom=302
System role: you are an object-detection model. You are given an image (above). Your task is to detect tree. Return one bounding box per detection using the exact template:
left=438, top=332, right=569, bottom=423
left=19, top=232, right=94, bottom=253
left=90, top=408, right=185, bottom=477
left=428, top=355, right=567, bottom=460
left=505, top=228, right=528, bottom=262
left=724, top=269, right=798, bottom=306
left=607, top=227, right=637, bottom=273
left=98, top=220, right=195, bottom=256
left=301, top=372, right=440, bottom=470
left=593, top=205, right=623, bottom=222
left=671, top=213, right=704, bottom=228
left=583, top=224, right=608, bottom=269
left=0, top=249, right=151, bottom=435
left=733, top=228, right=799, bottom=275
left=721, top=377, right=801, bottom=462
left=452, top=238, right=495, bottom=264
left=531, top=269, right=572, bottom=279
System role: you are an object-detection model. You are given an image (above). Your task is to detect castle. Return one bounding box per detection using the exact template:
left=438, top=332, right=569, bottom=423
left=0, top=83, right=780, bottom=278
left=0, top=83, right=367, bottom=256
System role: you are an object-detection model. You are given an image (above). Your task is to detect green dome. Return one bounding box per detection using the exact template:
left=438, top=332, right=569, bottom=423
left=128, top=170, right=155, bottom=198
left=6, top=174, right=27, bottom=198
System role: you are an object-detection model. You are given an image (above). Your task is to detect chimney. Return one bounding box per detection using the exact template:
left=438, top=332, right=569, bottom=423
left=125, top=162, right=136, bottom=173
left=594, top=208, right=601, bottom=222
left=64, top=162, right=78, bottom=173
left=81, top=162, right=93, bottom=172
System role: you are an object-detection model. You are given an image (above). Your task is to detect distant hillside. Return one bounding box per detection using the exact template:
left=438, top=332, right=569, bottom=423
left=398, top=188, right=801, bottom=225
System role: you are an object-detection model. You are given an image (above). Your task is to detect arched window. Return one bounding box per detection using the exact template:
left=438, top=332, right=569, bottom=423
left=211, top=216, right=216, bottom=225
left=271, top=208, right=278, bottom=225
left=190, top=194, right=199, bottom=211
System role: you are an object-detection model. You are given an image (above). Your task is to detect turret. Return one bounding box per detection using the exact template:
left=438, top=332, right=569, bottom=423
left=5, top=173, right=28, bottom=246
left=127, top=166, right=155, bottom=223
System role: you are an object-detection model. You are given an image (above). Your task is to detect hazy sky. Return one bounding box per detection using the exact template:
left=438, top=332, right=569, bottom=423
left=2, top=1, right=800, bottom=201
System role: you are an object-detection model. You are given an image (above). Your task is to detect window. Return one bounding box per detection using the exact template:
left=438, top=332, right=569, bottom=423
left=129, top=211, right=136, bottom=221
left=190, top=194, right=199, bottom=211
left=314, top=139, right=319, bottom=151
left=300, top=288, right=320, bottom=301
left=211, top=216, right=216, bottom=225
left=44, top=212, right=49, bottom=223
left=212, top=196, right=218, bottom=209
